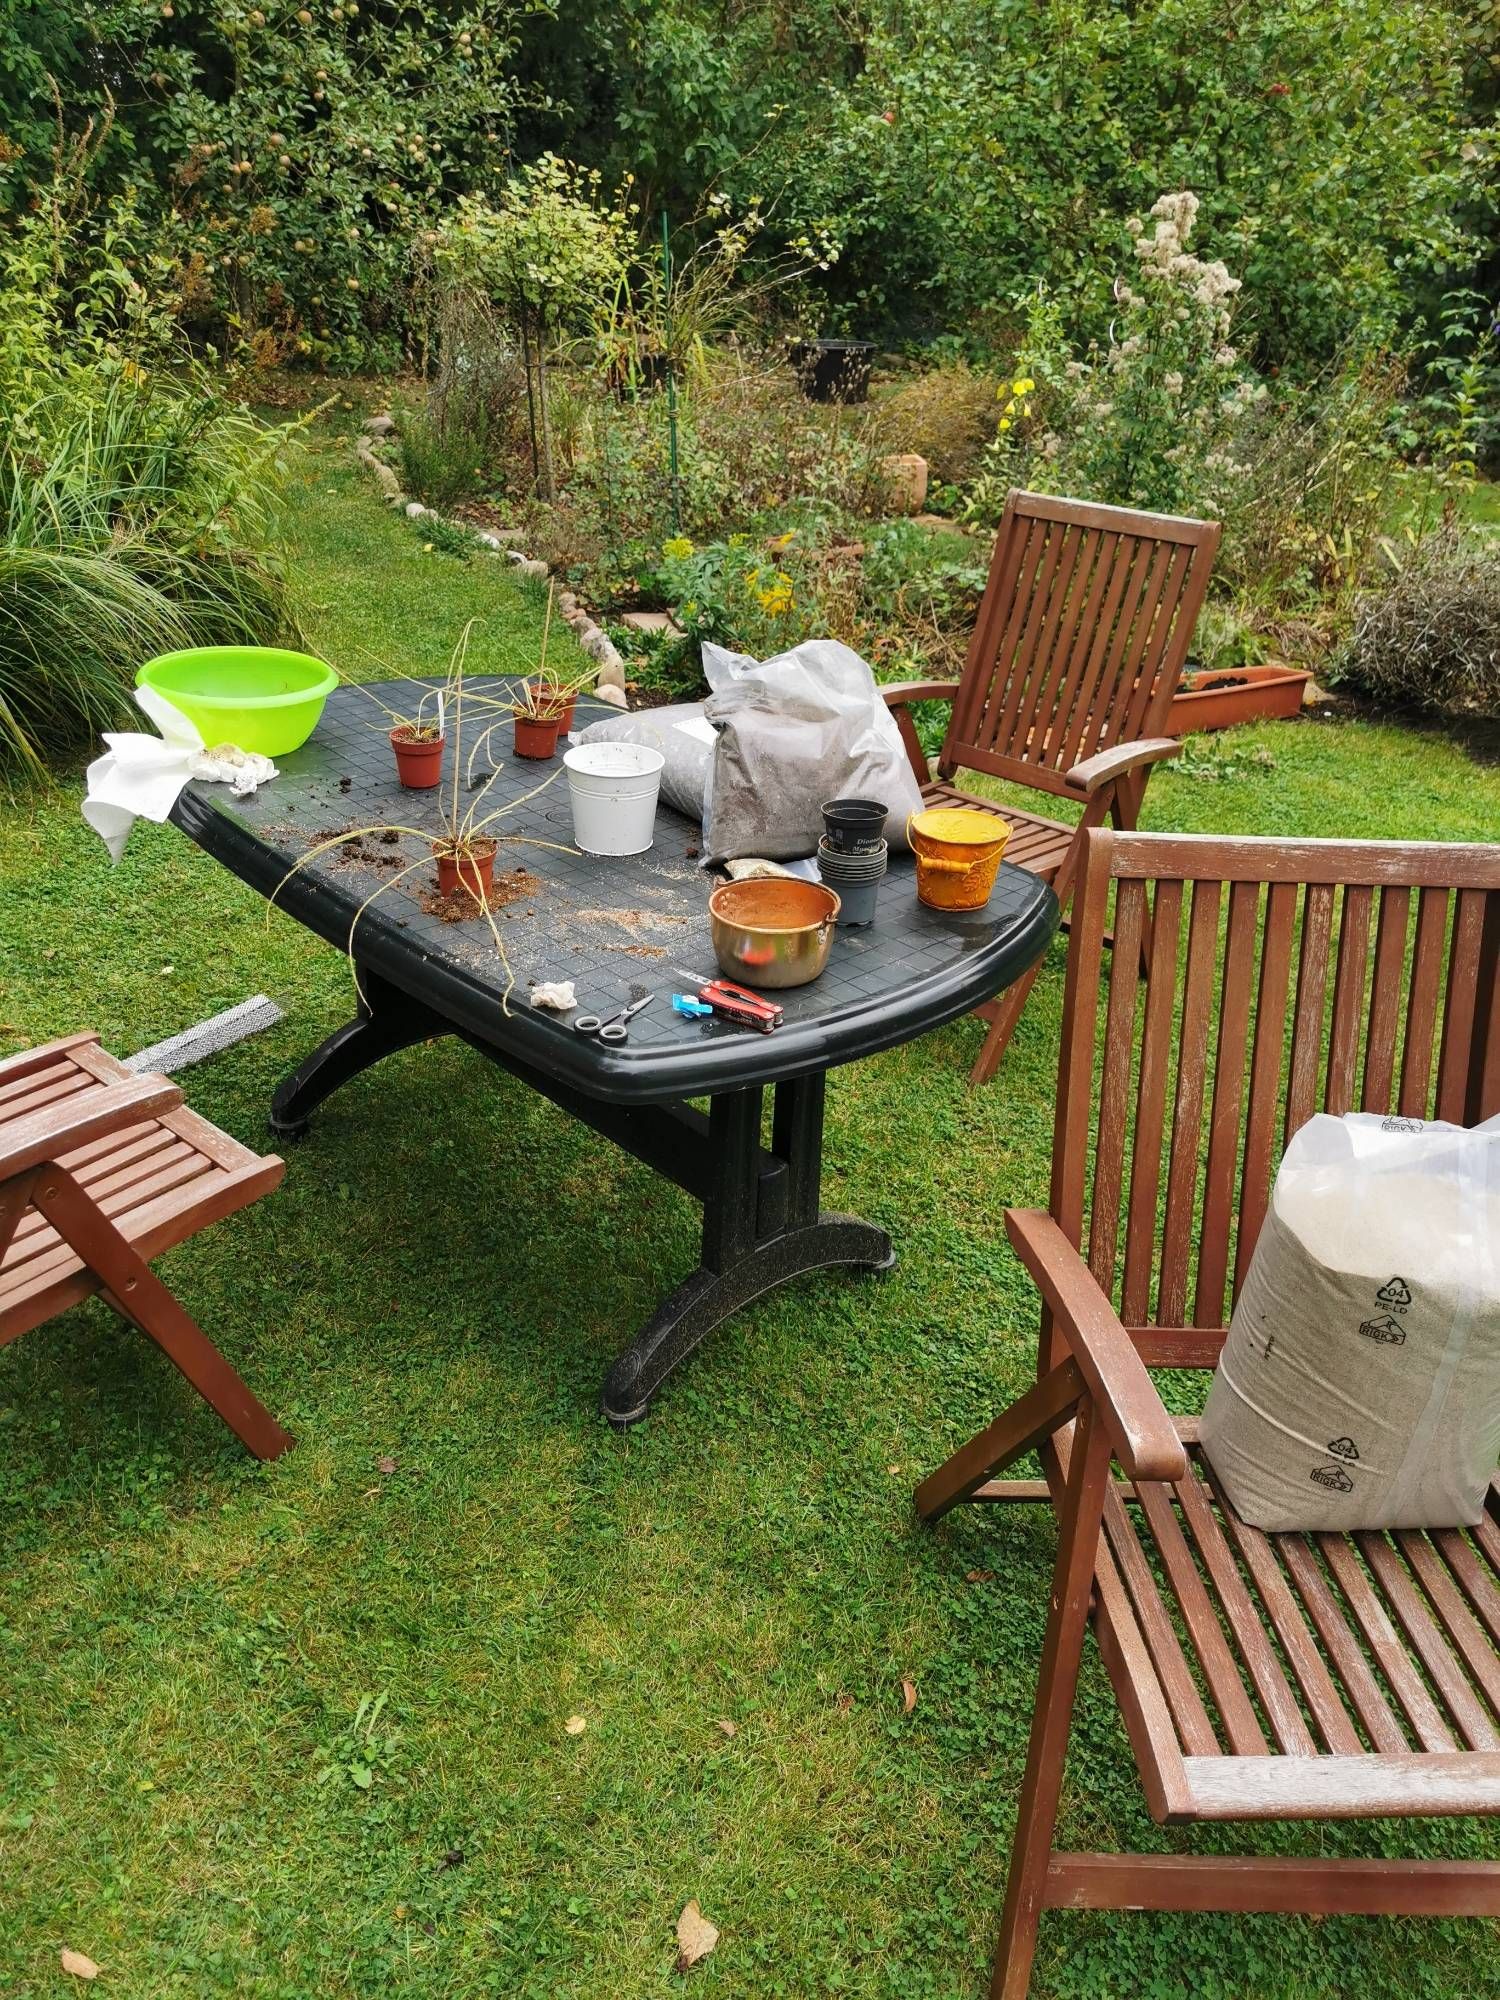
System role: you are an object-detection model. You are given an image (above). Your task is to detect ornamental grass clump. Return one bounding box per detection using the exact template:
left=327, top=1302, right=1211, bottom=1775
left=1335, top=532, right=1500, bottom=717
left=0, top=133, right=300, bottom=771
left=0, top=368, right=298, bottom=771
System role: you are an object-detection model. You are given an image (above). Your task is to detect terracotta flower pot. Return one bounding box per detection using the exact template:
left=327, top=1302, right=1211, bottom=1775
left=433, top=837, right=497, bottom=902
left=390, top=725, right=444, bottom=788
left=1167, top=663, right=1313, bottom=733
left=528, top=681, right=576, bottom=731
left=513, top=711, right=562, bottom=760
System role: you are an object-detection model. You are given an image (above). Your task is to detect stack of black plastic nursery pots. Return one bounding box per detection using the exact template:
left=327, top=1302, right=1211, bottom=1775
left=816, top=797, right=889, bottom=927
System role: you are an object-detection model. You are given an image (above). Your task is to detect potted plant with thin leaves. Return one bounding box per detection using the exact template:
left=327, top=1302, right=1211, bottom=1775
left=388, top=684, right=446, bottom=788
left=468, top=585, right=593, bottom=757
left=273, top=625, right=570, bottom=1010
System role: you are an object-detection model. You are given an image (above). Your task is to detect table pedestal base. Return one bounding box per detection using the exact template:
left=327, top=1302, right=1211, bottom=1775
left=271, top=969, right=895, bottom=1422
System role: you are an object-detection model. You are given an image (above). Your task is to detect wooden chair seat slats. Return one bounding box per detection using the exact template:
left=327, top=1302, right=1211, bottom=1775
left=883, top=491, right=1220, bottom=1084
left=0, top=1041, right=280, bottom=1342
left=0, top=1034, right=290, bottom=1457
left=913, top=832, right=1500, bottom=1995
left=1096, top=1447, right=1500, bottom=1815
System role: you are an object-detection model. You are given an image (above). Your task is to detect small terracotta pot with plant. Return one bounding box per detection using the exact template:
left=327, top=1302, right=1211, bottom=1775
left=388, top=687, right=446, bottom=788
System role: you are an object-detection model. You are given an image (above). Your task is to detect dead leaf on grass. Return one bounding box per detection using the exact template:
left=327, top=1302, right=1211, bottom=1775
left=835, top=1692, right=853, bottom=1712
left=377, top=1456, right=398, bottom=1475
left=61, top=1949, right=100, bottom=1980
left=675, top=1900, right=719, bottom=1970
left=713, top=1719, right=737, bottom=1737
left=564, top=1714, right=587, bottom=1736
left=965, top=1568, right=995, bottom=1583
left=901, top=1678, right=918, bottom=1714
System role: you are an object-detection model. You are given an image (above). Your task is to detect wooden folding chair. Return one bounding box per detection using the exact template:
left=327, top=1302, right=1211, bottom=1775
left=883, top=491, right=1219, bottom=1084
left=0, top=1034, right=292, bottom=1459
left=914, top=830, right=1500, bottom=1998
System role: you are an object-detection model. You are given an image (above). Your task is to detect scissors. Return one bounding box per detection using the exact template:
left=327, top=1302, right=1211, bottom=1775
left=573, top=993, right=656, bottom=1044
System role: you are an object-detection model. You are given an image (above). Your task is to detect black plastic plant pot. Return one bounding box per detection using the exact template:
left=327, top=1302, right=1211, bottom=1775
left=821, top=796, right=889, bottom=852
left=790, top=340, right=875, bottom=405
left=817, top=839, right=887, bottom=929
left=825, top=874, right=881, bottom=927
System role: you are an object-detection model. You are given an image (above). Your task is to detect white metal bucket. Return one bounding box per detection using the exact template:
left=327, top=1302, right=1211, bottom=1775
left=564, top=741, right=666, bottom=855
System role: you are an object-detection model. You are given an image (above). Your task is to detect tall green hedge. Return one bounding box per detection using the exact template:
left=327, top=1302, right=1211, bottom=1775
left=1, top=0, right=1494, bottom=371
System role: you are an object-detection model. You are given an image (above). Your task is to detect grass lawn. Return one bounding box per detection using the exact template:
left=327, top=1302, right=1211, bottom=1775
left=2, top=430, right=1498, bottom=1999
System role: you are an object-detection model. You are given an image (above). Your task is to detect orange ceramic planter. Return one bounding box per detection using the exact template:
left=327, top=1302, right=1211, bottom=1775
left=909, top=807, right=1010, bottom=911
left=1167, top=663, right=1312, bottom=733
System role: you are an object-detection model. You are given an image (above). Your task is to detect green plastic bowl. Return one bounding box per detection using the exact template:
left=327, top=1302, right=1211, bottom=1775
left=136, top=646, right=338, bottom=756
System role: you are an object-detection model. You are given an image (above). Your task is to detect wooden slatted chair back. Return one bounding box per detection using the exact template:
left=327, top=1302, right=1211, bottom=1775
left=940, top=492, right=1220, bottom=796
left=1053, top=833, right=1500, bottom=1346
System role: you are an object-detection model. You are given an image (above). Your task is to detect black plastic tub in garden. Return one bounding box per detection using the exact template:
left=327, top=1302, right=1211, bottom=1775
left=789, top=339, right=875, bottom=404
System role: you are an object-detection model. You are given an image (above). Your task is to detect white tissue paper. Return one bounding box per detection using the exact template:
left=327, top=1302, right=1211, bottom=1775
left=82, top=684, right=278, bottom=863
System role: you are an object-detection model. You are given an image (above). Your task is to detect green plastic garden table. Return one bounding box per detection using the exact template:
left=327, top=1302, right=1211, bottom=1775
left=170, top=681, right=1058, bottom=1423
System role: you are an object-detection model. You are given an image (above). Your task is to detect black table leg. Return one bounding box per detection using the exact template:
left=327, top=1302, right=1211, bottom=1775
left=272, top=986, right=894, bottom=1422
left=270, top=969, right=444, bottom=1139
left=599, top=1073, right=895, bottom=1428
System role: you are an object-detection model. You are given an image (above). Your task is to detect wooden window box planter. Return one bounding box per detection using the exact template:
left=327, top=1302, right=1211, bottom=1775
left=1167, top=662, right=1313, bottom=733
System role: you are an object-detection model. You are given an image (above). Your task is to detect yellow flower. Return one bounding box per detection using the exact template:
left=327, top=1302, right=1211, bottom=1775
left=754, top=567, right=795, bottom=616
left=998, top=417, right=1012, bottom=432
left=662, top=536, right=695, bottom=560
left=1013, top=376, right=1035, bottom=395
left=768, top=529, right=796, bottom=551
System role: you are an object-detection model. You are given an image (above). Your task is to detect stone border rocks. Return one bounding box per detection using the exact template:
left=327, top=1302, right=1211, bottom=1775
left=354, top=414, right=628, bottom=709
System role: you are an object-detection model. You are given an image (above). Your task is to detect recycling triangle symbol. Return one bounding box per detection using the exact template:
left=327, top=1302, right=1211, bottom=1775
left=1327, top=1437, right=1359, bottom=1460
left=1376, top=1277, right=1412, bottom=1311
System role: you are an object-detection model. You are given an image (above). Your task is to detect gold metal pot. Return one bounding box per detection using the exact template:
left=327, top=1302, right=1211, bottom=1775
left=708, top=878, right=841, bottom=988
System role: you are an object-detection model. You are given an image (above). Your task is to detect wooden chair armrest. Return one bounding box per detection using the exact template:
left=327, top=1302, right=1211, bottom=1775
left=1004, top=1208, right=1187, bottom=1482
left=0, top=1074, right=182, bottom=1179
left=880, top=679, right=963, bottom=710
left=1064, top=738, right=1180, bottom=794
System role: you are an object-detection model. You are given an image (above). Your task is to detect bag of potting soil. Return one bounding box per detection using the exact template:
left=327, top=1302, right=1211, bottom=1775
left=579, top=640, right=925, bottom=865
left=1199, top=1111, right=1500, bottom=1531
left=699, top=639, right=922, bottom=865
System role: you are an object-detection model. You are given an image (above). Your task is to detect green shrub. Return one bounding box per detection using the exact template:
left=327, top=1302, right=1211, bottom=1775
left=742, top=0, right=1491, bottom=369
left=965, top=194, right=1268, bottom=524
left=1335, top=533, right=1500, bottom=716
left=0, top=1, right=535, bottom=368
left=961, top=203, right=1420, bottom=613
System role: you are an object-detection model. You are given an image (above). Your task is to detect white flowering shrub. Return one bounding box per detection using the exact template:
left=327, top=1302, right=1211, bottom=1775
left=965, top=192, right=1269, bottom=524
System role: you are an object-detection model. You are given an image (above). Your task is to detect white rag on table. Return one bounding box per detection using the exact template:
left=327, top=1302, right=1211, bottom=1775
left=82, top=685, right=279, bottom=863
